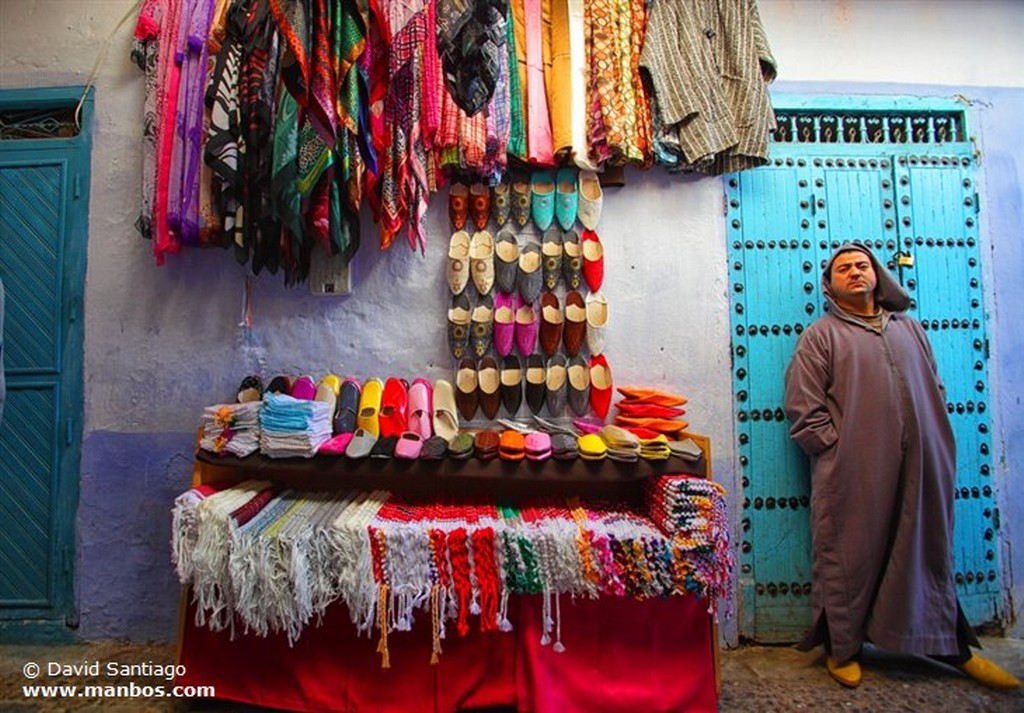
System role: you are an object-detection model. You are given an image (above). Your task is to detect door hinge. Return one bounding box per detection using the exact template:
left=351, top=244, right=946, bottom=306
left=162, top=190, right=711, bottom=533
left=66, top=417, right=74, bottom=445
left=73, top=173, right=82, bottom=199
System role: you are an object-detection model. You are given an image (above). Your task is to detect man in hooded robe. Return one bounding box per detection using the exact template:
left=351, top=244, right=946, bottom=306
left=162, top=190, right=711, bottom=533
left=784, top=243, right=1019, bottom=690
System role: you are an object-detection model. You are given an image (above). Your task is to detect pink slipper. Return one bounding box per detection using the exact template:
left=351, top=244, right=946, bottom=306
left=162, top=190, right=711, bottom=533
left=407, top=378, right=433, bottom=439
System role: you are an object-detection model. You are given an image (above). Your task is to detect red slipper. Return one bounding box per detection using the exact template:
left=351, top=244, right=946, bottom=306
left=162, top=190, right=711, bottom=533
left=581, top=229, right=604, bottom=292
left=613, top=415, right=689, bottom=435
left=615, top=386, right=688, bottom=407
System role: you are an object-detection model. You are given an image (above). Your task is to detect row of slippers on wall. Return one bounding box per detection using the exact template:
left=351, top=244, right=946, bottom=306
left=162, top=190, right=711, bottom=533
left=449, top=290, right=608, bottom=361
left=447, top=223, right=604, bottom=299
left=449, top=167, right=604, bottom=235
left=235, top=374, right=692, bottom=462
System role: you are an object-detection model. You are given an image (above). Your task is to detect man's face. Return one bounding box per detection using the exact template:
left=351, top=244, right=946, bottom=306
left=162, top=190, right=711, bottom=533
left=830, top=250, right=877, bottom=305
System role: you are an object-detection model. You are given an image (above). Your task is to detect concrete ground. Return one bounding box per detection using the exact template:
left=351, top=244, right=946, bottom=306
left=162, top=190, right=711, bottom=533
left=0, top=636, right=1022, bottom=711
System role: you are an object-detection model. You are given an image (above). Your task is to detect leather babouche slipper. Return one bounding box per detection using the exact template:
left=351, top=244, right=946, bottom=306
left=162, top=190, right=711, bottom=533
left=447, top=431, right=475, bottom=459
left=588, top=355, right=613, bottom=420
left=585, top=291, right=608, bottom=356
left=561, top=229, right=582, bottom=290
left=477, top=355, right=502, bottom=420
left=357, top=377, right=384, bottom=437
left=541, top=226, right=563, bottom=291
left=581, top=229, right=604, bottom=293
left=370, top=435, right=398, bottom=459
left=511, top=177, right=531, bottom=228
left=394, top=431, right=424, bottom=459
left=667, top=437, right=702, bottom=461
left=456, top=357, right=480, bottom=421
left=577, top=433, right=607, bottom=461
left=345, top=428, right=378, bottom=459
left=493, top=291, right=517, bottom=358
left=448, top=291, right=472, bottom=360
left=449, top=181, right=469, bottom=230
left=469, top=182, right=490, bottom=231
left=237, top=375, right=263, bottom=403
left=492, top=175, right=511, bottom=227
left=334, top=378, right=361, bottom=435
left=494, top=228, right=520, bottom=294
left=471, top=293, right=494, bottom=358
left=407, top=378, right=434, bottom=440
left=539, top=291, right=563, bottom=357
left=530, top=170, right=555, bottom=231
left=514, top=298, right=538, bottom=357
left=555, top=166, right=579, bottom=231
left=639, top=434, right=672, bottom=460
left=448, top=230, right=471, bottom=295
left=318, top=432, right=354, bottom=456
left=616, top=401, right=686, bottom=418
left=825, top=657, right=862, bottom=688
left=525, top=431, right=552, bottom=461
left=562, top=290, right=587, bottom=357
left=577, top=169, right=603, bottom=230
left=474, top=429, right=500, bottom=460
left=545, top=354, right=568, bottom=415
left=501, top=355, right=523, bottom=416
left=551, top=432, right=578, bottom=460
left=525, top=353, right=546, bottom=415
left=613, top=415, right=689, bottom=436
left=290, top=375, right=317, bottom=400
left=958, top=653, right=1021, bottom=690
left=470, top=230, right=495, bottom=295
left=615, top=386, right=688, bottom=407
left=379, top=377, right=408, bottom=438
left=566, top=355, right=590, bottom=416
left=432, top=379, right=460, bottom=442
left=517, top=241, right=543, bottom=305
left=265, top=374, right=293, bottom=395
left=421, top=434, right=451, bottom=460
left=498, top=429, right=526, bottom=461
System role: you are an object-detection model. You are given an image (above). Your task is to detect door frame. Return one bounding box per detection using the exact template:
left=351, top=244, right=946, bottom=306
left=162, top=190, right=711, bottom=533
left=0, top=86, right=91, bottom=641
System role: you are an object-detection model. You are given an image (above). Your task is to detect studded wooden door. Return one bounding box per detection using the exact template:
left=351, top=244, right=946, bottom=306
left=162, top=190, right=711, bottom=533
left=0, top=88, right=90, bottom=639
left=727, top=97, right=1002, bottom=642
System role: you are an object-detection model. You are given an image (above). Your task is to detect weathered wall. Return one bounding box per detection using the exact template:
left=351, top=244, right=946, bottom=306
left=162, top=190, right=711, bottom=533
left=1, top=0, right=1022, bottom=642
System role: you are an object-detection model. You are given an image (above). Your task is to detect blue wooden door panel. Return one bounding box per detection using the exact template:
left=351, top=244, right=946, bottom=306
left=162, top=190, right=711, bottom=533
left=0, top=87, right=90, bottom=633
left=729, top=108, right=1001, bottom=641
left=894, top=157, right=998, bottom=620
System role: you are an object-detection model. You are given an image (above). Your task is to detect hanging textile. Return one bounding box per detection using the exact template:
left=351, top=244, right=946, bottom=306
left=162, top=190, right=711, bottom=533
left=639, top=0, right=778, bottom=174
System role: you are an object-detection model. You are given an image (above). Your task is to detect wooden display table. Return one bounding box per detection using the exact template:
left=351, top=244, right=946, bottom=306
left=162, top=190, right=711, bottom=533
left=176, top=432, right=720, bottom=713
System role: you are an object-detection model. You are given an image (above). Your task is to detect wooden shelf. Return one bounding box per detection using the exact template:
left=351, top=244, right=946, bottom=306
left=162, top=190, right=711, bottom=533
left=193, top=438, right=707, bottom=502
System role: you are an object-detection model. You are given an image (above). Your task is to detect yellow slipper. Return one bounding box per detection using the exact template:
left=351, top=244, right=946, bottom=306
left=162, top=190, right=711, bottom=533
left=959, top=654, right=1021, bottom=689
left=826, top=656, right=862, bottom=688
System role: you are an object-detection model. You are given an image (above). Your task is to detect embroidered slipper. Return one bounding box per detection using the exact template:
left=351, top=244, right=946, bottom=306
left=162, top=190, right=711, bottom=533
left=447, top=229, right=472, bottom=295
left=470, top=293, right=494, bottom=358
left=555, top=166, right=579, bottom=230
left=493, top=291, right=517, bottom=358
left=448, top=291, right=472, bottom=360
left=545, top=354, right=568, bottom=415
left=530, top=170, right=555, bottom=231
left=563, top=290, right=587, bottom=357
left=517, top=241, right=543, bottom=305
left=514, top=298, right=538, bottom=357
left=456, top=357, right=480, bottom=421
left=511, top=177, right=531, bottom=228
left=561, top=229, right=582, bottom=290
left=449, top=181, right=469, bottom=230
left=469, top=182, right=491, bottom=230
left=470, top=230, right=495, bottom=295
left=567, top=354, right=590, bottom=416
left=585, top=291, right=608, bottom=356
left=494, top=228, right=519, bottom=294
left=539, top=292, right=563, bottom=357
left=492, top=175, right=511, bottom=227
left=541, top=226, right=563, bottom=291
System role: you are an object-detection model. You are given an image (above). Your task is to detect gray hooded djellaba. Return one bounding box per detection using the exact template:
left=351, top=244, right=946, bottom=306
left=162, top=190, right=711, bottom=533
left=783, top=243, right=977, bottom=663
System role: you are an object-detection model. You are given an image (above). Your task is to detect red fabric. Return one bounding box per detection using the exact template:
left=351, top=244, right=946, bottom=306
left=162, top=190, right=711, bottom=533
left=516, top=595, right=716, bottom=713
left=177, top=595, right=714, bottom=712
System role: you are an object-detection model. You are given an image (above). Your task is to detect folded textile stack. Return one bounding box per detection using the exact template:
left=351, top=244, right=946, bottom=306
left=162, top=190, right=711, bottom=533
left=612, top=386, right=689, bottom=437
left=639, top=434, right=671, bottom=460
left=172, top=485, right=732, bottom=661
left=260, top=392, right=333, bottom=458
left=199, top=402, right=262, bottom=457
left=643, top=475, right=733, bottom=616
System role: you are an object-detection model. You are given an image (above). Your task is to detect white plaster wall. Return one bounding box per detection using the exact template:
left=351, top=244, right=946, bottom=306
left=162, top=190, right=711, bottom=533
left=759, top=0, right=1024, bottom=87
left=2, top=0, right=1023, bottom=643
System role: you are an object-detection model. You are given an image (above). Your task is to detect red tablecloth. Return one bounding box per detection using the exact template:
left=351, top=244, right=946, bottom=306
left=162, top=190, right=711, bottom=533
left=177, top=594, right=716, bottom=713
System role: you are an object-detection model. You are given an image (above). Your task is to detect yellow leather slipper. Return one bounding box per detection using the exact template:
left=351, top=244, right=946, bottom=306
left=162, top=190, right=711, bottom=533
left=959, top=654, right=1021, bottom=689
left=826, top=656, right=862, bottom=688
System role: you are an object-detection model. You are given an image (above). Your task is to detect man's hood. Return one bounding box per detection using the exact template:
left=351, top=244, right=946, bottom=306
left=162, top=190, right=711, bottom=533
left=821, top=242, right=912, bottom=313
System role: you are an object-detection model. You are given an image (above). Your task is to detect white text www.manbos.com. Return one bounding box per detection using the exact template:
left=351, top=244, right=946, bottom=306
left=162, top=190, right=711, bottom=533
left=23, top=682, right=214, bottom=699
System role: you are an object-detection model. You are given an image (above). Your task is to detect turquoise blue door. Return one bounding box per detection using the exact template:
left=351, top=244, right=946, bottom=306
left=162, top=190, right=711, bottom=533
left=0, top=87, right=90, bottom=640
left=727, top=97, right=1002, bottom=642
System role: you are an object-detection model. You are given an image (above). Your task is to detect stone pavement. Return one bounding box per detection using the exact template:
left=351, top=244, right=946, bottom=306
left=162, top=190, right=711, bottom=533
left=1, top=636, right=1022, bottom=711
